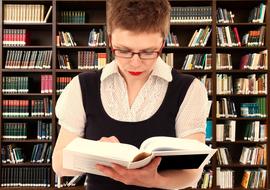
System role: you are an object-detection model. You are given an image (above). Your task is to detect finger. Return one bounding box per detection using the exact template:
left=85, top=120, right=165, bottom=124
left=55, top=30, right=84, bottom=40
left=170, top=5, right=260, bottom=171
left=111, top=163, right=129, bottom=176
left=96, top=164, right=125, bottom=181
left=109, top=136, right=120, bottom=143
left=143, top=157, right=162, bottom=170
left=99, top=136, right=120, bottom=143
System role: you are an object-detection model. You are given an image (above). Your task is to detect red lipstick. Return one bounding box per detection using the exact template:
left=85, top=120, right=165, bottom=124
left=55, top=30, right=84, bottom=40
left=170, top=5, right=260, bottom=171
left=128, top=71, right=143, bottom=76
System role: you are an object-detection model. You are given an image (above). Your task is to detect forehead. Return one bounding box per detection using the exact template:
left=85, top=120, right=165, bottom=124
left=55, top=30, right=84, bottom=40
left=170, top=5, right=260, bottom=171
left=111, top=28, right=163, bottom=49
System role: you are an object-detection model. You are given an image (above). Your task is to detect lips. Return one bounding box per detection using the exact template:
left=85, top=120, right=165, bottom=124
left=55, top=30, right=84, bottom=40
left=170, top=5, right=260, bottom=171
left=128, top=71, right=143, bottom=76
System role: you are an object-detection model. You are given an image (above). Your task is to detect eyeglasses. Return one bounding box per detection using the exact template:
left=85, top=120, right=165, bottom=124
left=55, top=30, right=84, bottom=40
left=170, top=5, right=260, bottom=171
left=111, top=45, right=163, bottom=60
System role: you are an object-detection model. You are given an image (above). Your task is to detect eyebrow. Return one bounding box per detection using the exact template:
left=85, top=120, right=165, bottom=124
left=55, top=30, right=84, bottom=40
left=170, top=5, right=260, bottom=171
left=113, top=45, right=158, bottom=51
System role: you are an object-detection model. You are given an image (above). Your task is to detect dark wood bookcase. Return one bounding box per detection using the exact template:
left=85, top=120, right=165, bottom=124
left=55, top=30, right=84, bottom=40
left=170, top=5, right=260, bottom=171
left=0, top=0, right=269, bottom=189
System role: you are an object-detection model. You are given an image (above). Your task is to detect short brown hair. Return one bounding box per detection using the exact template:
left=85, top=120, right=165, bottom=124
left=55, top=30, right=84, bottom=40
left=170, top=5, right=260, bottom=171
left=106, top=0, right=171, bottom=38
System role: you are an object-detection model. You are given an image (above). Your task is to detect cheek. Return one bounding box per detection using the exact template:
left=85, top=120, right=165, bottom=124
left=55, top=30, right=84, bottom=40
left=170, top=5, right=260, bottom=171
left=116, top=59, right=129, bottom=70
left=144, top=60, right=156, bottom=69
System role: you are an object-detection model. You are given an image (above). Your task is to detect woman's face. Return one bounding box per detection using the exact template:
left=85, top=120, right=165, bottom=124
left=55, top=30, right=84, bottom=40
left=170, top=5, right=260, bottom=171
left=111, top=28, right=164, bottom=82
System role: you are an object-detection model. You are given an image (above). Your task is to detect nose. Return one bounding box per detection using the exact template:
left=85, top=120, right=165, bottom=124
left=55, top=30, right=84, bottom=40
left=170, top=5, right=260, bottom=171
left=129, top=54, right=142, bottom=67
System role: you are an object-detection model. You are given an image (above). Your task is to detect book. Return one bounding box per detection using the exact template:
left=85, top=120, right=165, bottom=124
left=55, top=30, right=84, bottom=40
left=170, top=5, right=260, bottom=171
left=43, top=6, right=52, bottom=23
left=63, top=136, right=216, bottom=176
left=67, top=174, right=85, bottom=187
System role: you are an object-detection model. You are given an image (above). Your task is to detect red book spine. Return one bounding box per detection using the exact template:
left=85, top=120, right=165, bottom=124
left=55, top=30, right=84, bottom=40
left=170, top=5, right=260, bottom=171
left=233, top=27, right=241, bottom=47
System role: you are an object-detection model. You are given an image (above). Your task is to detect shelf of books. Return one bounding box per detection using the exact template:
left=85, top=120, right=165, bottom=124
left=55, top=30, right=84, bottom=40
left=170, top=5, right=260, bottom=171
left=0, top=0, right=54, bottom=188
left=0, top=0, right=269, bottom=189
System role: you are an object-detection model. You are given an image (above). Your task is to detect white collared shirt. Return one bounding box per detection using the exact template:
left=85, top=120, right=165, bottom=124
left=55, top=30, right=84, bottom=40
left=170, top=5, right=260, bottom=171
left=56, top=57, right=209, bottom=138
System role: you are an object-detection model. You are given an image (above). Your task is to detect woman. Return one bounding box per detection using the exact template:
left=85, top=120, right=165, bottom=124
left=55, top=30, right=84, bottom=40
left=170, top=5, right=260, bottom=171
left=52, top=0, right=209, bottom=189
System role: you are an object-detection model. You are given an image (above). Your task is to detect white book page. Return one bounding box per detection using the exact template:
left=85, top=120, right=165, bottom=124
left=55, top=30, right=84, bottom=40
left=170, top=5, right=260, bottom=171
left=140, top=136, right=212, bottom=153
left=64, top=137, right=139, bottom=162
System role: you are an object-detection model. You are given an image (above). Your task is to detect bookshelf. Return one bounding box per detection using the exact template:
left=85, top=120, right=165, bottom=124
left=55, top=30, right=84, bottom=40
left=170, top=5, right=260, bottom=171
left=0, top=0, right=269, bottom=189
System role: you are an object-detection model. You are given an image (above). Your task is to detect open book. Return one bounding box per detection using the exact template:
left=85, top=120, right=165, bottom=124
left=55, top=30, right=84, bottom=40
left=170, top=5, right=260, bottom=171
left=63, top=136, right=216, bottom=176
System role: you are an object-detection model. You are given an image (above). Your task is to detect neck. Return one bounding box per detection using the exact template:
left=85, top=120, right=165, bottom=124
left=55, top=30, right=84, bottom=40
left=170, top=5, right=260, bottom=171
left=123, top=74, right=151, bottom=108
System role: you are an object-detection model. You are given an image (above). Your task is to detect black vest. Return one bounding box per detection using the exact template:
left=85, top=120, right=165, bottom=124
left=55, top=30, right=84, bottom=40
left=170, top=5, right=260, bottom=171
left=79, top=69, right=194, bottom=190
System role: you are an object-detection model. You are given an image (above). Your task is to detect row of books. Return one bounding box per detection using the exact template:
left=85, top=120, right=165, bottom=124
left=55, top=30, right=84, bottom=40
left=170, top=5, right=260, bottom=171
left=57, top=31, right=77, bottom=47
left=217, top=26, right=240, bottom=47
left=217, top=98, right=266, bottom=118
left=56, top=77, right=72, bottom=94
left=235, top=74, right=267, bottom=95
left=242, top=27, right=265, bottom=47
left=31, top=99, right=52, bottom=117
left=244, top=121, right=267, bottom=141
left=216, top=168, right=234, bottom=188
left=217, top=8, right=234, bottom=24
left=158, top=51, right=267, bottom=71
left=216, top=74, right=231, bottom=94
left=165, top=32, right=179, bottom=47
left=241, top=168, right=267, bottom=188
left=216, top=120, right=236, bottom=142
left=3, top=29, right=29, bottom=46
left=58, top=52, right=107, bottom=70
left=41, top=75, right=53, bottom=94
left=2, top=123, right=27, bottom=140
left=182, top=54, right=212, bottom=70
left=217, top=147, right=232, bottom=165
left=217, top=145, right=266, bottom=166
left=217, top=52, right=268, bottom=71
left=2, top=4, right=265, bottom=24
left=2, top=144, right=24, bottom=163
left=2, top=143, right=52, bottom=164
left=77, top=51, right=107, bottom=70
left=88, top=28, right=106, bottom=47
left=37, top=121, right=52, bottom=140
left=60, top=11, right=85, bottom=23
left=2, top=121, right=52, bottom=140
left=216, top=74, right=267, bottom=95
left=2, top=98, right=52, bottom=118
left=240, top=145, right=267, bottom=165
left=240, top=99, right=267, bottom=118
left=5, top=50, right=52, bottom=69
left=216, top=98, right=234, bottom=118
left=217, top=168, right=267, bottom=188
left=216, top=121, right=267, bottom=142
left=239, top=50, right=268, bottom=70
left=58, top=54, right=71, bottom=69
left=170, top=6, right=212, bottom=23
left=198, top=170, right=213, bottom=189
left=3, top=4, right=52, bottom=23
left=217, top=26, right=265, bottom=47
left=2, top=75, right=54, bottom=94
left=188, top=26, right=212, bottom=47
left=217, top=3, right=266, bottom=24
left=0, top=167, right=51, bottom=187
left=2, top=77, right=29, bottom=94
left=248, top=3, right=266, bottom=24
left=31, top=143, right=52, bottom=163
left=170, top=4, right=264, bottom=24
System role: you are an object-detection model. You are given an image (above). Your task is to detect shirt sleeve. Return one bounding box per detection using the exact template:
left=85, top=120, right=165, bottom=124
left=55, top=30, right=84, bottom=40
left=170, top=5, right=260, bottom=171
left=175, top=78, right=209, bottom=138
left=55, top=76, right=86, bottom=137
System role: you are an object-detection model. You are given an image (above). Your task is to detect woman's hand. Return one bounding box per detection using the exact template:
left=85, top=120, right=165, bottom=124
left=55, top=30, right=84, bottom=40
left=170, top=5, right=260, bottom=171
left=99, top=136, right=120, bottom=143
left=96, top=157, right=162, bottom=188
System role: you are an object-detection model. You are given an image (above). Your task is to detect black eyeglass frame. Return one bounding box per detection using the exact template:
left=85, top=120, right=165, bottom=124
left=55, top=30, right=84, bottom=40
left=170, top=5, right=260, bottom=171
left=111, top=43, right=164, bottom=60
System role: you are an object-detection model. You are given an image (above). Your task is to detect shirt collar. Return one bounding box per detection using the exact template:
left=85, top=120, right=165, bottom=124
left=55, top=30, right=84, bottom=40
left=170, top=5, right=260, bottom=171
left=100, top=57, right=172, bottom=82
